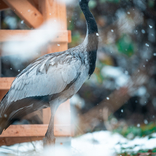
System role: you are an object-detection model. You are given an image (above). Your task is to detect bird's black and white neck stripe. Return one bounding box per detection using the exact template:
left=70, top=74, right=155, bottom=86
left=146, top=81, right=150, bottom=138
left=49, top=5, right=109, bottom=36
left=79, top=0, right=98, bottom=76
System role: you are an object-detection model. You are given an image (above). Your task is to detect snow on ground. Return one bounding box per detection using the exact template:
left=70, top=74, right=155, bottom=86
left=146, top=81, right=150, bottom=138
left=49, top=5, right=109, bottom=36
left=0, top=131, right=156, bottom=156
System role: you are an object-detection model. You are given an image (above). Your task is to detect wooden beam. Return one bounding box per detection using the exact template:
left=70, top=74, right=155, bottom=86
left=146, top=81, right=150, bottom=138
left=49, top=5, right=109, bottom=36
left=0, top=136, right=43, bottom=146
left=0, top=77, right=14, bottom=90
left=0, top=30, right=71, bottom=42
left=0, top=0, right=9, bottom=10
left=1, top=125, right=47, bottom=137
left=3, top=0, right=43, bottom=28
left=68, top=30, right=72, bottom=43
left=32, top=0, right=38, bottom=8
left=27, top=0, right=38, bottom=9
left=38, top=0, right=68, bottom=53
left=0, top=123, right=71, bottom=146
left=43, top=108, right=51, bottom=124
left=0, top=124, right=71, bottom=137
left=0, top=90, right=8, bottom=100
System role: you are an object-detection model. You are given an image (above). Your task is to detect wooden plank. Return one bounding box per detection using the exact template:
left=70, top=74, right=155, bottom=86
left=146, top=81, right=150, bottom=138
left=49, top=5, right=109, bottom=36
left=33, top=0, right=38, bottom=8
left=0, top=90, right=8, bottom=100
left=43, top=108, right=51, bottom=124
left=47, top=43, right=67, bottom=54
left=3, top=0, right=43, bottom=28
left=0, top=30, right=71, bottom=43
left=1, top=125, right=47, bottom=137
left=38, top=0, right=68, bottom=53
left=0, top=0, right=9, bottom=10
left=27, top=0, right=38, bottom=9
left=0, top=77, right=14, bottom=90
left=0, top=136, right=43, bottom=146
left=0, top=124, right=71, bottom=137
left=68, top=30, right=72, bottom=43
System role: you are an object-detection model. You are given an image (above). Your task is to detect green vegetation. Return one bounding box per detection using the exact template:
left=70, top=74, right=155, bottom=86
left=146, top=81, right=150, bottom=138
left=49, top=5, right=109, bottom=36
left=100, top=0, right=120, bottom=3
left=113, top=122, right=156, bottom=139
left=117, top=148, right=156, bottom=156
left=117, top=35, right=135, bottom=57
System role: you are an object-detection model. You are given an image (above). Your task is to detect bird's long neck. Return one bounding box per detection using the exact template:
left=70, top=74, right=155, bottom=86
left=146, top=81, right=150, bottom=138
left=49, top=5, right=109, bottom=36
left=80, top=2, right=98, bottom=76
left=80, top=3, right=98, bottom=35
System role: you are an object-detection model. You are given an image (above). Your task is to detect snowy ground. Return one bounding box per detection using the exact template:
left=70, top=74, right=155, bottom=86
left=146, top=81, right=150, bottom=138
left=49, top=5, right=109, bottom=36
left=0, top=131, right=156, bottom=156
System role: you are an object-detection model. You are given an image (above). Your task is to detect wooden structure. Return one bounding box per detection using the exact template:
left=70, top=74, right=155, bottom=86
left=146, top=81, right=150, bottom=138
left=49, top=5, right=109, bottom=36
left=0, top=0, right=72, bottom=146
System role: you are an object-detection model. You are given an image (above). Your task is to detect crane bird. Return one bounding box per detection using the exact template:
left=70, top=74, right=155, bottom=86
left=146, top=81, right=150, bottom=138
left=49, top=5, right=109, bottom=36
left=0, top=0, right=98, bottom=145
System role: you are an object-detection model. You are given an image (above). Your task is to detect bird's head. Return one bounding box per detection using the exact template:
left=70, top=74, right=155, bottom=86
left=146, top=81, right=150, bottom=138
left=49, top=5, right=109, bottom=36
left=79, top=0, right=90, bottom=6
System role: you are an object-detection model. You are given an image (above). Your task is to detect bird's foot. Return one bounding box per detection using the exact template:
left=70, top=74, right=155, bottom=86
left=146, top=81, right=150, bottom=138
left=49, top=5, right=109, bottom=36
left=43, top=136, right=56, bottom=146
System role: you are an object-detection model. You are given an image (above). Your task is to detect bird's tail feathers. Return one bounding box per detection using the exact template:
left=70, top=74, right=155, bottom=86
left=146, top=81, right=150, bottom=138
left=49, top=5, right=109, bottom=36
left=0, top=118, right=10, bottom=135
left=0, top=92, right=10, bottom=134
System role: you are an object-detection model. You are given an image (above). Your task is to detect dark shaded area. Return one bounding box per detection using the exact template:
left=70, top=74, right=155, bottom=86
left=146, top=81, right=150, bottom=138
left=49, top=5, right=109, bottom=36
left=1, top=55, right=30, bottom=77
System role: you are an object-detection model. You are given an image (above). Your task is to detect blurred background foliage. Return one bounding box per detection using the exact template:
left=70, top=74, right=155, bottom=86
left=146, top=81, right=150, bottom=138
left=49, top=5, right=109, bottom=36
left=1, top=0, right=156, bottom=148
left=67, top=0, right=156, bottom=140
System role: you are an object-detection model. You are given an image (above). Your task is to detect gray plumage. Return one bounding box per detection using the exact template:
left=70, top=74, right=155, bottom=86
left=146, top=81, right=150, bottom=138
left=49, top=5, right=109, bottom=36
left=0, top=0, right=98, bottom=145
left=0, top=42, right=96, bottom=132
left=8, top=47, right=85, bottom=102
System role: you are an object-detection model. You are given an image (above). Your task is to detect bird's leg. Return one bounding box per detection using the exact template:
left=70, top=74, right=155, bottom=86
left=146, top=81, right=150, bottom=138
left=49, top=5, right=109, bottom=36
left=43, top=114, right=55, bottom=146
left=43, top=103, right=59, bottom=146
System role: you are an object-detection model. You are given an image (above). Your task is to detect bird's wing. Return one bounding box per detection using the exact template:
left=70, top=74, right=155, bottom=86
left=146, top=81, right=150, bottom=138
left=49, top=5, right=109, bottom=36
left=7, top=52, right=82, bottom=103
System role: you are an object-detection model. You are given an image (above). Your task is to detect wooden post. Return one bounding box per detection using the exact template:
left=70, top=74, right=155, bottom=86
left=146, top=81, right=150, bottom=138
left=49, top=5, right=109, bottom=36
left=38, top=1, right=71, bottom=142
left=3, top=0, right=43, bottom=28
left=38, top=0, right=68, bottom=53
left=0, top=0, right=9, bottom=10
